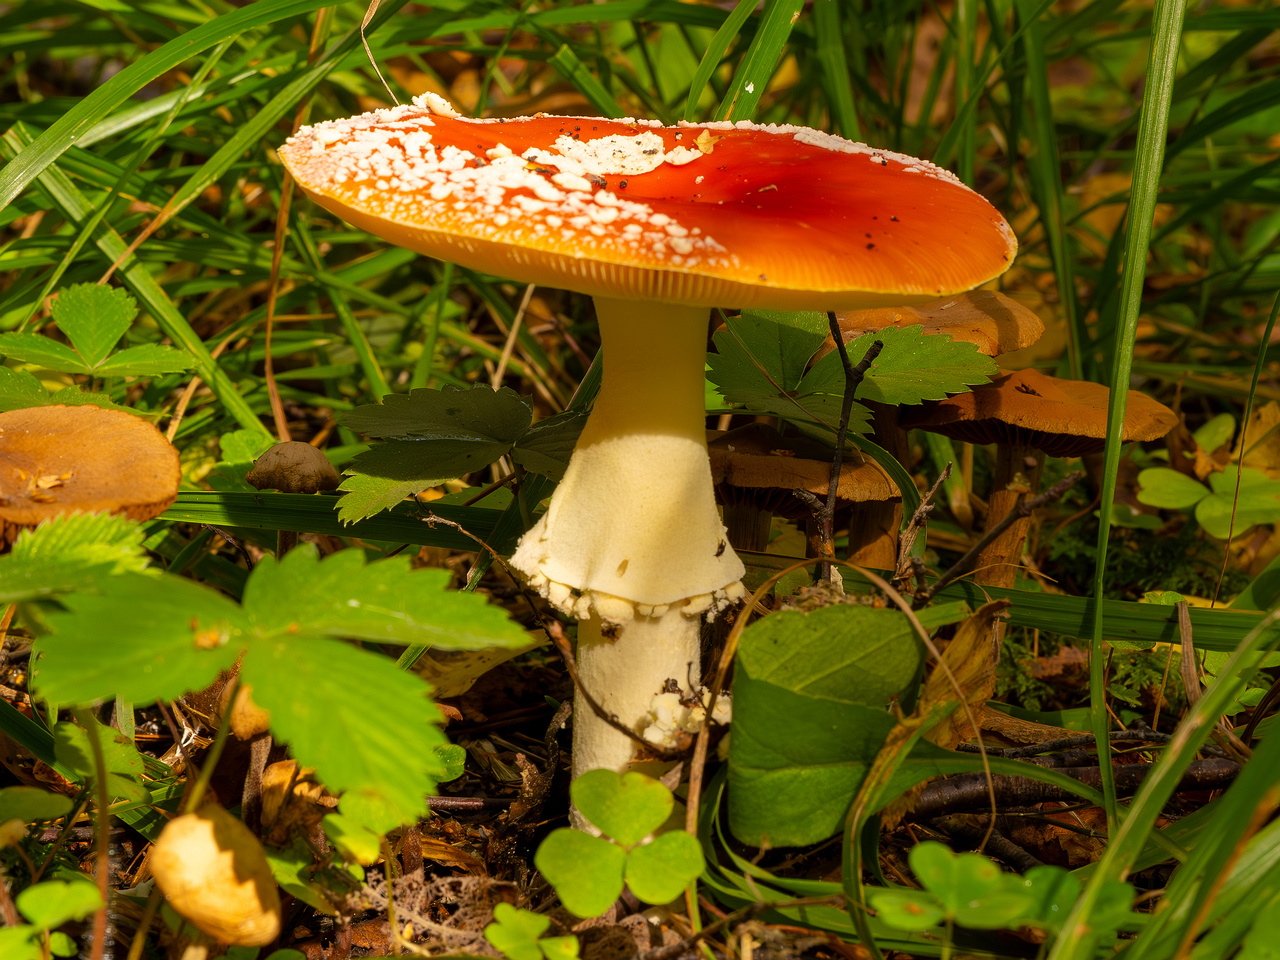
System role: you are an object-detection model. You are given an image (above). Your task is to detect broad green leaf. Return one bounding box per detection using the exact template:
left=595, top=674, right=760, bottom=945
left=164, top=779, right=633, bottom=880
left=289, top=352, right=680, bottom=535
left=49, top=283, right=136, bottom=368
left=1195, top=466, right=1280, bottom=538
left=868, top=889, right=946, bottom=931
left=343, top=385, right=532, bottom=441
left=625, top=832, right=703, bottom=904
left=1136, top=467, right=1209, bottom=510
left=0, top=513, right=151, bottom=603
left=320, top=813, right=384, bottom=866
left=512, top=408, right=588, bottom=480
left=804, top=326, right=998, bottom=406
left=1193, top=412, right=1235, bottom=452
left=95, top=343, right=192, bottom=377
left=485, top=903, right=550, bottom=960
left=15, top=879, right=103, bottom=930
left=728, top=605, right=924, bottom=846
left=539, top=935, right=580, bottom=960
left=0, top=787, right=73, bottom=823
left=0, top=332, right=87, bottom=373
left=435, top=744, right=466, bottom=783
left=243, top=636, right=447, bottom=826
left=571, top=770, right=673, bottom=846
left=52, top=719, right=149, bottom=803
left=241, top=547, right=529, bottom=651
left=534, top=828, right=627, bottom=918
left=0, top=927, right=41, bottom=960
left=265, top=838, right=338, bottom=915
left=337, top=438, right=515, bottom=522
left=0, top=367, right=51, bottom=410
left=1017, top=865, right=1079, bottom=934
left=910, top=842, right=1003, bottom=913
left=34, top=573, right=245, bottom=704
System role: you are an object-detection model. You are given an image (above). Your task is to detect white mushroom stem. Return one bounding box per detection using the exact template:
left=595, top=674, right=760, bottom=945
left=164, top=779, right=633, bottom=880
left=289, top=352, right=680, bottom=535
left=510, top=298, right=744, bottom=804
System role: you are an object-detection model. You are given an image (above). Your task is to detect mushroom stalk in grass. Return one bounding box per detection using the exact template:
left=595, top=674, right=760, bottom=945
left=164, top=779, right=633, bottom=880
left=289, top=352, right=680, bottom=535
left=511, top=300, right=745, bottom=778
left=278, top=94, right=1017, bottom=796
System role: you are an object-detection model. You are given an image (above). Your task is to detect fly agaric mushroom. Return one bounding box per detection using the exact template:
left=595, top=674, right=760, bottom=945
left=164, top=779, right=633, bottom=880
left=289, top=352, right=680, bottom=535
left=818, top=290, right=1046, bottom=562
left=278, top=94, right=1016, bottom=790
left=902, top=369, right=1177, bottom=587
left=0, top=405, right=180, bottom=543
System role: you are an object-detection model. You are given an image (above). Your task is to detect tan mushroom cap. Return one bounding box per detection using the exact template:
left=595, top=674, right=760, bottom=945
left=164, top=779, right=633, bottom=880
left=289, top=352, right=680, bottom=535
left=246, top=441, right=341, bottom=494
left=279, top=95, right=1017, bottom=311
left=0, top=405, right=180, bottom=539
left=815, top=290, right=1045, bottom=363
left=899, top=369, right=1178, bottom=457
left=708, top=424, right=898, bottom=504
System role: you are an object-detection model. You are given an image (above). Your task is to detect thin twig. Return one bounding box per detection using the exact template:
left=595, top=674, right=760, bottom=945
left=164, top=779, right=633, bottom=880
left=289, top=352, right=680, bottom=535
left=641, top=896, right=845, bottom=960
left=914, top=470, right=1084, bottom=606
left=893, top=463, right=951, bottom=587
left=821, top=313, right=883, bottom=580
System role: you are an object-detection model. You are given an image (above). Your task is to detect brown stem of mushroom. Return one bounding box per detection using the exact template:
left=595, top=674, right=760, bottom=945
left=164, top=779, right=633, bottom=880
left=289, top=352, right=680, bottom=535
left=846, top=401, right=908, bottom=569
left=915, top=471, right=1083, bottom=607
left=821, top=313, right=883, bottom=581
left=976, top=443, right=1044, bottom=587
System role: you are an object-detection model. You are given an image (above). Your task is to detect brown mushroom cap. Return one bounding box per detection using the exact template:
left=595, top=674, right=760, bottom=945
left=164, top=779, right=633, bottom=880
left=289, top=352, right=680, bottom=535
left=246, top=441, right=341, bottom=494
left=815, top=290, right=1045, bottom=362
left=708, top=423, right=898, bottom=504
left=0, top=405, right=180, bottom=539
left=279, top=97, right=1016, bottom=311
left=899, top=369, right=1178, bottom=457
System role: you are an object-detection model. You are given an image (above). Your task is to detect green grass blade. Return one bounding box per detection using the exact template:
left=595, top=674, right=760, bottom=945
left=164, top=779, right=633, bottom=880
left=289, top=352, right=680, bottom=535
left=812, top=0, right=859, bottom=139
left=1086, top=0, right=1187, bottom=839
left=547, top=44, right=625, bottom=118
left=684, top=0, right=756, bottom=122
left=0, top=125, right=268, bottom=435
left=0, top=0, right=332, bottom=210
left=716, top=0, right=805, bottom=122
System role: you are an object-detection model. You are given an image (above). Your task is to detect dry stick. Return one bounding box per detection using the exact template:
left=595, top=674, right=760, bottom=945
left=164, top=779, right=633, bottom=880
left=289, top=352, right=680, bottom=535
left=1176, top=600, right=1252, bottom=762
left=893, top=463, right=952, bottom=587
left=642, top=896, right=845, bottom=960
left=914, top=470, right=1084, bottom=607
left=821, top=313, right=884, bottom=581
left=491, top=283, right=535, bottom=387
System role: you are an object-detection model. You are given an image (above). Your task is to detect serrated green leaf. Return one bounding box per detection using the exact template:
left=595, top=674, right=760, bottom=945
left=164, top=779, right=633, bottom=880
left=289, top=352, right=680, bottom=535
left=571, top=770, right=673, bottom=846
left=52, top=719, right=148, bottom=803
left=1137, top=467, right=1210, bottom=510
left=241, top=548, right=529, bottom=651
left=34, top=573, right=245, bottom=704
left=0, top=787, right=73, bottom=823
left=15, top=879, right=103, bottom=930
left=94, top=343, right=192, bottom=377
left=0, top=333, right=89, bottom=374
left=0, top=513, right=152, bottom=603
left=49, top=283, right=137, bottom=368
left=534, top=828, right=626, bottom=918
left=320, top=812, right=383, bottom=866
left=485, top=904, right=550, bottom=960
left=0, top=367, right=51, bottom=410
left=337, top=438, right=514, bottom=521
left=805, top=326, right=998, bottom=406
left=343, top=385, right=532, bottom=441
left=243, top=636, right=447, bottom=826
left=625, top=832, right=703, bottom=904
left=43, top=387, right=130, bottom=412
left=512, top=408, right=588, bottom=480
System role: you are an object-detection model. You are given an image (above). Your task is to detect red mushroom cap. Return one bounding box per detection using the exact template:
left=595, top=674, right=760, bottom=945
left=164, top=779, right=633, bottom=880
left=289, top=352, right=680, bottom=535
left=279, top=97, right=1016, bottom=310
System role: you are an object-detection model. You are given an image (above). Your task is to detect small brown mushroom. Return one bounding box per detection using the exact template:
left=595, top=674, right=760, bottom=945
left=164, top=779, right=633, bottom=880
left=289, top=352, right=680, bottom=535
left=0, top=405, right=180, bottom=543
left=902, top=369, right=1177, bottom=587
left=246, top=440, right=341, bottom=555
left=814, top=291, right=1046, bottom=561
left=708, top=423, right=898, bottom=558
